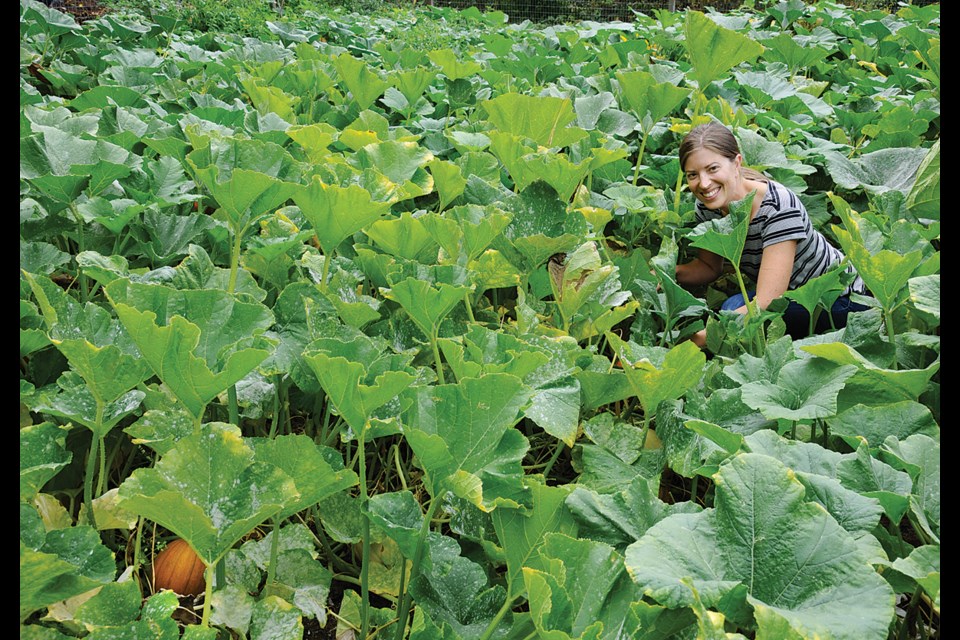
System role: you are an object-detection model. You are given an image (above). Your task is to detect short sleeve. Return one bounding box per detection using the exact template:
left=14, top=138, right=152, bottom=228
left=758, top=186, right=809, bottom=249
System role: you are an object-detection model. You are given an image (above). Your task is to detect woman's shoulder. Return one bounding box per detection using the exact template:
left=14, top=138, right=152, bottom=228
left=760, top=180, right=806, bottom=214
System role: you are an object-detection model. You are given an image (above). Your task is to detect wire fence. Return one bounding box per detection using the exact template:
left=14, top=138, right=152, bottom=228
left=430, top=0, right=934, bottom=23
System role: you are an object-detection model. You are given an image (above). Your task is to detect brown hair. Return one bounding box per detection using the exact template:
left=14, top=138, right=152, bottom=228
left=679, top=122, right=767, bottom=182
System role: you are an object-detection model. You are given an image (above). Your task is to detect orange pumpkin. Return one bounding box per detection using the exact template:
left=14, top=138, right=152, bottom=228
left=153, top=539, right=206, bottom=596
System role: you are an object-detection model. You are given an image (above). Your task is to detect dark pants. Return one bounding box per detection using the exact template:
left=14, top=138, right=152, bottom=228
left=721, top=292, right=869, bottom=339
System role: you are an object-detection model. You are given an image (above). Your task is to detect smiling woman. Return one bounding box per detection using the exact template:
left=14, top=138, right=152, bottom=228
left=674, top=122, right=867, bottom=345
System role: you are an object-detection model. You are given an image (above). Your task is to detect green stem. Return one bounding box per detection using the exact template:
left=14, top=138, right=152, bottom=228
left=638, top=413, right=653, bottom=461
left=266, top=516, right=281, bottom=587
left=885, top=307, right=899, bottom=370
left=69, top=203, right=90, bottom=303
left=95, top=434, right=107, bottom=498
left=632, top=128, right=651, bottom=186
left=541, top=440, right=565, bottom=479
left=358, top=425, right=371, bottom=640
left=227, top=225, right=245, bottom=295
left=431, top=328, right=446, bottom=385
left=464, top=292, right=476, bottom=323
left=268, top=380, right=281, bottom=439
left=84, top=428, right=100, bottom=529
left=478, top=593, right=519, bottom=640
left=201, top=564, right=215, bottom=627
left=132, top=516, right=145, bottom=573
left=320, top=248, right=332, bottom=292
left=393, top=496, right=442, bottom=640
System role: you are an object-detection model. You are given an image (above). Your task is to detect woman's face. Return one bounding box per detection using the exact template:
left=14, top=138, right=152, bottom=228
left=683, top=147, right=744, bottom=211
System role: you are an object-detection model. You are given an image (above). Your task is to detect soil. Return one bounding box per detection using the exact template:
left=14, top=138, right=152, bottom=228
left=43, top=0, right=108, bottom=23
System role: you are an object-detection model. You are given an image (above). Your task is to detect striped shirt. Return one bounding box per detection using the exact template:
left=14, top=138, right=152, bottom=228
left=695, top=181, right=866, bottom=294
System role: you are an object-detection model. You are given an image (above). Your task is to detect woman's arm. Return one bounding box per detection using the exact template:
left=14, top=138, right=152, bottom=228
left=730, top=240, right=797, bottom=314
left=689, top=241, right=796, bottom=349
left=675, top=249, right=724, bottom=287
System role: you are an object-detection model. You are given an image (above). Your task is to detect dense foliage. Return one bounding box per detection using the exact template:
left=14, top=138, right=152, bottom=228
left=20, top=1, right=939, bottom=638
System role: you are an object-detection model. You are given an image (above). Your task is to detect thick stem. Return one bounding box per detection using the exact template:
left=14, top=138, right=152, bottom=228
left=638, top=414, right=653, bottom=462
left=84, top=430, right=100, bottom=529
left=227, top=226, right=244, bottom=295
left=885, top=308, right=899, bottom=370
left=478, top=593, right=519, bottom=640
left=358, top=426, right=371, bottom=640
left=431, top=328, right=446, bottom=385
left=463, top=292, right=476, bottom=323
left=96, top=434, right=108, bottom=497
left=132, top=516, right=145, bottom=573
left=632, top=128, right=651, bottom=186
left=266, top=516, right=281, bottom=587
left=320, top=249, right=332, bottom=292
left=268, top=380, right=281, bottom=439
left=201, top=564, right=215, bottom=627
left=393, top=496, right=442, bottom=640
left=541, top=440, right=566, bottom=479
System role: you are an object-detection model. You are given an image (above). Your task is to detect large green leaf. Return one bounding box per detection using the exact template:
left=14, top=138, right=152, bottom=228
left=908, top=274, right=939, bottom=325
left=743, top=431, right=884, bottom=534
left=302, top=337, right=415, bottom=434
left=20, top=505, right=116, bottom=622
left=20, top=423, right=71, bottom=503
left=801, top=342, right=939, bottom=407
left=30, top=371, right=144, bottom=435
left=105, top=280, right=274, bottom=420
left=249, top=596, right=303, bottom=640
left=290, top=177, right=394, bottom=258
left=890, top=545, right=939, bottom=608
left=24, top=273, right=151, bottom=406
left=880, top=434, right=940, bottom=543
left=428, top=49, right=483, bottom=81
left=382, top=276, right=471, bottom=339
left=117, top=422, right=298, bottom=567
left=483, top=93, right=587, bottom=148
left=491, top=479, right=578, bottom=598
left=905, top=140, right=939, bottom=220
left=366, top=211, right=438, bottom=262
left=408, top=533, right=513, bottom=639
left=761, top=32, right=830, bottom=72
left=403, top=374, right=532, bottom=510
left=684, top=11, right=764, bottom=88
left=333, top=53, right=389, bottom=110
left=500, top=181, right=587, bottom=269
left=740, top=357, right=857, bottom=421
left=614, top=69, right=689, bottom=130
left=827, top=401, right=939, bottom=449
left=607, top=335, right=706, bottom=417
left=421, top=205, right=512, bottom=262
left=523, top=533, right=633, bottom=640
left=823, top=147, right=928, bottom=195
left=189, top=164, right=295, bottom=234
left=625, top=453, right=895, bottom=640
left=249, top=435, right=358, bottom=518
left=566, top=475, right=700, bottom=551
left=82, top=590, right=180, bottom=640
left=687, top=190, right=754, bottom=267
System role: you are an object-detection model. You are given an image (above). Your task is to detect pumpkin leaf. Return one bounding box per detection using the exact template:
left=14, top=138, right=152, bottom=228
left=625, top=453, right=895, bottom=640
left=117, top=422, right=298, bottom=567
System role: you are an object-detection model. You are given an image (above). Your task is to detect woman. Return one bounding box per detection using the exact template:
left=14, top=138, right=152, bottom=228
left=674, top=122, right=866, bottom=346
